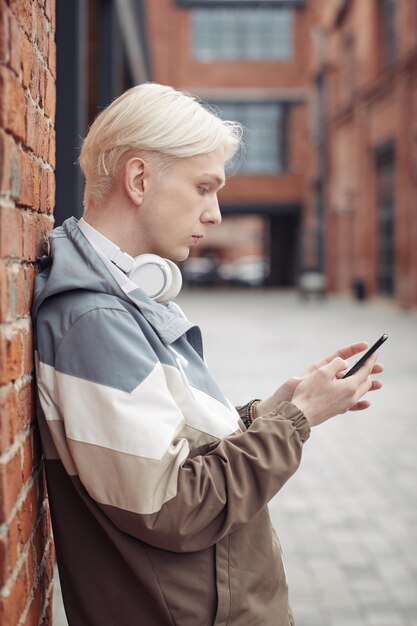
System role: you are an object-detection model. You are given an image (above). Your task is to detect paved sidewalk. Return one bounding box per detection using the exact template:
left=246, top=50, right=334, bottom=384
left=52, top=290, right=417, bottom=625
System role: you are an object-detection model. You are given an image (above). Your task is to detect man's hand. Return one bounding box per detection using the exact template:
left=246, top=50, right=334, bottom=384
left=292, top=352, right=382, bottom=426
left=254, top=342, right=383, bottom=419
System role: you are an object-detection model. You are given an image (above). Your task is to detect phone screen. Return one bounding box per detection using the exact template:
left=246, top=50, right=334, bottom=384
left=342, top=334, right=388, bottom=378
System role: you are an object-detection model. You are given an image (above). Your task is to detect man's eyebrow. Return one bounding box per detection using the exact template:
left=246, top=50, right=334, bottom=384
left=201, top=173, right=226, bottom=189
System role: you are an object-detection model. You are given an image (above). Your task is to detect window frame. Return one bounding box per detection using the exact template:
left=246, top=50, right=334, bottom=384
left=210, top=100, right=290, bottom=175
left=191, top=5, right=294, bottom=62
left=177, top=0, right=304, bottom=7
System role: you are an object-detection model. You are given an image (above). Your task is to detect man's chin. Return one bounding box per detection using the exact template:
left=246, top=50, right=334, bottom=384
left=171, top=248, right=190, bottom=263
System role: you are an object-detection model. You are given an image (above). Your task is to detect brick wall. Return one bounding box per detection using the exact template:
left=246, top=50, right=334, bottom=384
left=0, top=1, right=56, bottom=624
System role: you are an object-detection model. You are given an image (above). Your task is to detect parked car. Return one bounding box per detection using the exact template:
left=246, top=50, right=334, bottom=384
left=217, top=256, right=269, bottom=287
left=181, top=257, right=220, bottom=287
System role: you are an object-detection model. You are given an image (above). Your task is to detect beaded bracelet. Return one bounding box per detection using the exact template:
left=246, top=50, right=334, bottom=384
left=243, top=399, right=261, bottom=430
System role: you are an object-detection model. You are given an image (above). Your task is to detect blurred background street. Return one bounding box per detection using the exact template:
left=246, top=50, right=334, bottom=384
left=56, top=0, right=417, bottom=311
left=53, top=289, right=417, bottom=626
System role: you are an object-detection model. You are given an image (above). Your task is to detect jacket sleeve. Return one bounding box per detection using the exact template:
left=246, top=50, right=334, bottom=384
left=51, top=306, right=310, bottom=553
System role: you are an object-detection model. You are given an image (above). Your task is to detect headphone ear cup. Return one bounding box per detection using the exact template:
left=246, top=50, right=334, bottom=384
left=157, top=260, right=183, bottom=303
left=128, top=254, right=182, bottom=302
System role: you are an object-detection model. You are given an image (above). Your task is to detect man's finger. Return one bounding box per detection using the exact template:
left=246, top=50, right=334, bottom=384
left=350, top=400, right=371, bottom=411
left=323, top=357, right=349, bottom=377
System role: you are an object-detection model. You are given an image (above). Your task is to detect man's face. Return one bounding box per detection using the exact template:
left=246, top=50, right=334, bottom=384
left=139, top=146, right=226, bottom=261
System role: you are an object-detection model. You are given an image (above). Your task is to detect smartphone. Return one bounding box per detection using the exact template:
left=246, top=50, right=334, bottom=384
left=342, top=334, right=388, bottom=378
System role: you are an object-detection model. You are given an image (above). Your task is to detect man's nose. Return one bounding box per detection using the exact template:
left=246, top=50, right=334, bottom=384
left=201, top=195, right=222, bottom=225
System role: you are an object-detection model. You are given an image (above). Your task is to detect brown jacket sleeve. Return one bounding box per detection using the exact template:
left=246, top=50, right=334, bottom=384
left=97, top=402, right=310, bottom=553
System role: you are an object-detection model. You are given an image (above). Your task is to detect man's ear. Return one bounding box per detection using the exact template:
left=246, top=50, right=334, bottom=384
left=123, top=157, right=147, bottom=206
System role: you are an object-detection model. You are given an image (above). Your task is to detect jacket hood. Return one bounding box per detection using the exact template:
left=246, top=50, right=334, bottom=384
left=32, top=217, right=194, bottom=346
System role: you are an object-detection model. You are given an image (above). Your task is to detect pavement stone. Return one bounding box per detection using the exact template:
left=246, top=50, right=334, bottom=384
left=52, top=289, right=417, bottom=625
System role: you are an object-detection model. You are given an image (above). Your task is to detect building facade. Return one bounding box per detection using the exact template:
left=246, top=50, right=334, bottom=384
left=144, top=0, right=417, bottom=306
left=307, top=0, right=417, bottom=308
left=144, top=0, right=312, bottom=286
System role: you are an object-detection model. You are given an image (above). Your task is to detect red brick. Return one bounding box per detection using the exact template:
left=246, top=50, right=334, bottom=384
left=10, top=139, right=20, bottom=199
left=31, top=518, right=45, bottom=571
left=41, top=494, right=52, bottom=541
left=0, top=556, right=29, bottom=626
left=0, top=130, right=18, bottom=196
left=47, top=0, right=55, bottom=32
left=0, top=448, right=22, bottom=522
left=0, top=263, right=9, bottom=321
left=0, top=513, right=20, bottom=587
left=25, top=264, right=36, bottom=311
left=22, top=211, right=51, bottom=260
left=21, top=34, right=34, bottom=89
left=34, top=112, right=49, bottom=162
left=8, top=8, right=21, bottom=76
left=48, top=169, right=55, bottom=212
left=0, top=262, right=12, bottom=323
left=11, top=0, right=34, bottom=40
left=47, top=124, right=55, bottom=167
left=0, top=534, right=10, bottom=588
left=0, top=383, right=17, bottom=454
left=18, top=151, right=40, bottom=209
left=24, top=593, right=40, bottom=626
left=0, top=381, right=34, bottom=457
left=0, top=534, right=7, bottom=587
left=15, top=262, right=31, bottom=318
left=29, top=54, right=40, bottom=103
left=32, top=159, right=41, bottom=205
left=39, top=169, right=48, bottom=213
left=19, top=528, right=54, bottom=626
left=47, top=30, right=55, bottom=79
left=0, top=0, right=9, bottom=65
left=35, top=4, right=49, bottom=62
left=25, top=99, right=38, bottom=153
left=21, top=430, right=34, bottom=485
left=0, top=65, right=26, bottom=142
left=38, top=60, right=46, bottom=109
left=0, top=262, right=8, bottom=321
left=44, top=68, right=55, bottom=121
left=22, top=325, right=34, bottom=376
left=0, top=206, right=23, bottom=257
left=0, top=129, right=11, bottom=192
left=24, top=579, right=41, bottom=626
left=44, top=0, right=52, bottom=23
left=40, top=167, right=54, bottom=213
left=17, top=479, right=38, bottom=547
left=0, top=261, right=32, bottom=323
left=0, top=325, right=23, bottom=385
left=16, top=380, right=36, bottom=432
left=24, top=543, right=54, bottom=626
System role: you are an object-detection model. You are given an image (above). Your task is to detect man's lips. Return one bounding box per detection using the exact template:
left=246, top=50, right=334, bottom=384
left=191, top=235, right=204, bottom=244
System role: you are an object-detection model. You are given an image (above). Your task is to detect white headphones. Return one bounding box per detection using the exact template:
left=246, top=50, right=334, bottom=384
left=78, top=219, right=182, bottom=303
left=128, top=254, right=182, bottom=303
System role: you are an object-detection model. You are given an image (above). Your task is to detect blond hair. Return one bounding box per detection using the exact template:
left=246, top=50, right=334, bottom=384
left=79, top=82, right=243, bottom=209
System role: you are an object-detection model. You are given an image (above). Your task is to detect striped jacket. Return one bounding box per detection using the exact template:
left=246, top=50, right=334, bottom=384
left=32, top=217, right=310, bottom=626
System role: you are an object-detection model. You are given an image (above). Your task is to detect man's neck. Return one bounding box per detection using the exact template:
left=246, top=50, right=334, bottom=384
left=83, top=197, right=141, bottom=257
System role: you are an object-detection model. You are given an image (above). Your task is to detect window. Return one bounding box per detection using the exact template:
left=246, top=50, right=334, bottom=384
left=179, top=0, right=303, bottom=6
left=192, top=8, right=293, bottom=61
left=379, top=0, right=397, bottom=68
left=213, top=102, right=287, bottom=174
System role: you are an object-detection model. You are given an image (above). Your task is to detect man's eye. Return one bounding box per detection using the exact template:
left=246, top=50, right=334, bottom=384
left=198, top=186, right=210, bottom=194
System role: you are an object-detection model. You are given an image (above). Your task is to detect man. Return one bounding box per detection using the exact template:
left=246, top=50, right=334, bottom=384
left=32, top=83, right=382, bottom=625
